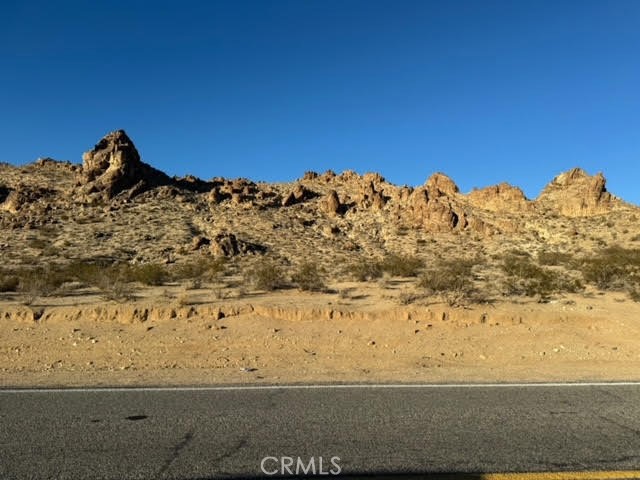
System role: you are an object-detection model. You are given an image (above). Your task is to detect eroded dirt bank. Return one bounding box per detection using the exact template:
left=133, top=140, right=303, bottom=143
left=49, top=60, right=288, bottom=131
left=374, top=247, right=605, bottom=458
left=2, top=291, right=639, bottom=387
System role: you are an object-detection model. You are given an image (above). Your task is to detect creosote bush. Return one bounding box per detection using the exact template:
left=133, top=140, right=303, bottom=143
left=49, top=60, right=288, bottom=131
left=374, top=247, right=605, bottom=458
left=577, top=246, right=640, bottom=294
left=418, top=259, right=476, bottom=306
left=347, top=259, right=383, bottom=281
left=501, top=254, right=582, bottom=298
left=347, top=253, right=424, bottom=281
left=380, top=253, right=424, bottom=277
left=247, top=258, right=286, bottom=291
left=537, top=250, right=575, bottom=266
left=0, top=273, right=20, bottom=292
left=172, top=257, right=226, bottom=283
left=292, top=262, right=326, bottom=292
left=128, top=263, right=168, bottom=286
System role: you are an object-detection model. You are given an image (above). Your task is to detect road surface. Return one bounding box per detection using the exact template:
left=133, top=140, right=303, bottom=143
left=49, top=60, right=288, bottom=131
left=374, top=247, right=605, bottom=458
left=1, top=383, right=639, bottom=479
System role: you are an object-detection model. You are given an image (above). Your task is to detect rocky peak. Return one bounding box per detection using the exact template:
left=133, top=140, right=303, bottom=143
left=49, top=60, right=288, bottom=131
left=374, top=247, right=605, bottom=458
left=425, top=173, right=459, bottom=197
left=537, top=167, right=615, bottom=216
left=467, top=183, right=531, bottom=213
left=79, top=130, right=170, bottom=199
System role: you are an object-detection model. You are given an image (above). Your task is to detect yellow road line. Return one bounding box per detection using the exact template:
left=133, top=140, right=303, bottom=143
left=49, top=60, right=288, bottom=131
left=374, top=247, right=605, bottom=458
left=483, top=472, right=640, bottom=480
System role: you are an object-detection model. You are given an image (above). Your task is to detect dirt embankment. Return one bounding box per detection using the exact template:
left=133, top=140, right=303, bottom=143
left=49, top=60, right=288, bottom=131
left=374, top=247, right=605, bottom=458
left=1, top=292, right=639, bottom=388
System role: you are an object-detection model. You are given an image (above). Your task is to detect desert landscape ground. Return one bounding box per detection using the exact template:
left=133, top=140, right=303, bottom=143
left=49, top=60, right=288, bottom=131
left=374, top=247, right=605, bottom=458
left=1, top=130, right=639, bottom=387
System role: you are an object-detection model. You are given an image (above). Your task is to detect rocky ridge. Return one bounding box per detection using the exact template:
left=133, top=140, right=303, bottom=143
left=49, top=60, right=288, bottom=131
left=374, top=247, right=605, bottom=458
left=0, top=130, right=637, bottom=270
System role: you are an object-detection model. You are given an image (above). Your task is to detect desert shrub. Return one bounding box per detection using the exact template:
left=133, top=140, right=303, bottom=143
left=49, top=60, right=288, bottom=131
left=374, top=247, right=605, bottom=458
left=64, top=261, right=108, bottom=286
left=577, top=246, right=640, bottom=292
left=127, top=263, right=168, bottom=286
left=62, top=260, right=136, bottom=300
left=247, top=258, right=285, bottom=291
left=418, top=259, right=476, bottom=306
left=628, top=286, right=640, bottom=303
left=501, top=254, right=582, bottom=298
left=537, top=250, right=575, bottom=266
left=0, top=273, right=19, bottom=292
left=99, top=278, right=135, bottom=302
left=397, top=290, right=423, bottom=305
left=292, top=262, right=326, bottom=292
left=13, top=266, right=68, bottom=303
left=380, top=253, right=423, bottom=277
left=631, top=234, right=640, bottom=242
left=172, top=257, right=226, bottom=283
left=347, top=258, right=383, bottom=281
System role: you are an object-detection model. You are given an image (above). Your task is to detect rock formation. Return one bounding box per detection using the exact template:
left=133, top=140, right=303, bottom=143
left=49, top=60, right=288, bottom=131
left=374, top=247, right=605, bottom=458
left=79, top=129, right=170, bottom=200
left=1, top=130, right=637, bottom=272
left=467, top=183, right=531, bottom=213
left=282, top=184, right=316, bottom=206
left=209, top=233, right=267, bottom=257
left=425, top=173, right=459, bottom=197
left=537, top=167, right=617, bottom=216
left=408, top=186, right=467, bottom=232
left=322, top=190, right=342, bottom=215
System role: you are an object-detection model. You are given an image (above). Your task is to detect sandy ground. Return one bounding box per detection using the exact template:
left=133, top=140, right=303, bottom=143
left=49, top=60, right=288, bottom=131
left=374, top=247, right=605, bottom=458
left=1, top=282, right=639, bottom=387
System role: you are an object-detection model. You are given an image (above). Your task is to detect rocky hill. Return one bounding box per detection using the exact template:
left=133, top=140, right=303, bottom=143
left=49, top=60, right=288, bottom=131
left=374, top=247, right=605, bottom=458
left=0, top=130, right=638, bottom=280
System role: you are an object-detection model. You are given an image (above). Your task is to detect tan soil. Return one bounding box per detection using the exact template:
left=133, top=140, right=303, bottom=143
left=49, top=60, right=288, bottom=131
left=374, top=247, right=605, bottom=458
left=2, top=284, right=639, bottom=387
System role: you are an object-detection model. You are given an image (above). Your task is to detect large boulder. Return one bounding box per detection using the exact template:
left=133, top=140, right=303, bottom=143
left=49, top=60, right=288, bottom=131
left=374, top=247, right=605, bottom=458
left=322, top=190, right=343, bottom=215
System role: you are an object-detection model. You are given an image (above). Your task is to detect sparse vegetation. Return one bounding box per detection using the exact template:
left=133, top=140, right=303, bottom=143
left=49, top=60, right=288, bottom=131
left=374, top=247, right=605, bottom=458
left=537, top=250, right=575, bottom=266
left=380, top=253, right=424, bottom=277
left=577, top=246, right=640, bottom=295
left=397, top=290, right=423, bottom=305
left=0, top=273, right=19, bottom=292
left=172, top=257, right=226, bottom=283
left=128, top=263, right=168, bottom=286
left=418, top=259, right=477, bottom=306
left=247, top=258, right=286, bottom=291
left=292, top=262, right=326, bottom=292
left=501, top=254, right=582, bottom=298
left=347, top=258, right=383, bottom=281
left=347, top=253, right=423, bottom=281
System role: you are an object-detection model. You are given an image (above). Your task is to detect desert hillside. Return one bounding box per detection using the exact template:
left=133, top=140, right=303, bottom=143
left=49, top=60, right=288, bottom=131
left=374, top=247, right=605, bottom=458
left=1, top=130, right=640, bottom=386
left=1, top=129, right=639, bottom=303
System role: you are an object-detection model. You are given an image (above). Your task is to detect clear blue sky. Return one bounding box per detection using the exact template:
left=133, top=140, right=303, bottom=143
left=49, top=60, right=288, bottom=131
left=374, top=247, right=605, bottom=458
left=1, top=0, right=639, bottom=203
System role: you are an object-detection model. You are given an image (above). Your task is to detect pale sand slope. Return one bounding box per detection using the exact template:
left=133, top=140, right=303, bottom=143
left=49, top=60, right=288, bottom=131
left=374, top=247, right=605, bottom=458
left=1, top=284, right=639, bottom=387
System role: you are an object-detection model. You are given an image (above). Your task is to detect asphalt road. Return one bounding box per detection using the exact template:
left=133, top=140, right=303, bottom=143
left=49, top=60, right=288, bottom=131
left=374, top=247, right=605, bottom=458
left=1, top=383, right=639, bottom=479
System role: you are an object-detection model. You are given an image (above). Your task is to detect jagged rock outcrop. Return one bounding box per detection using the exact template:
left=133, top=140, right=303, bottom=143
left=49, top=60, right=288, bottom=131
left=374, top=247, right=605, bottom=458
left=537, top=167, right=617, bottom=216
left=34, top=157, right=79, bottom=172
left=322, top=190, right=342, bottom=215
left=357, top=181, right=387, bottom=210
left=282, top=184, right=316, bottom=206
left=407, top=186, right=468, bottom=232
left=467, top=183, right=531, bottom=213
left=79, top=130, right=171, bottom=200
left=209, top=233, right=267, bottom=257
left=425, top=173, right=459, bottom=197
